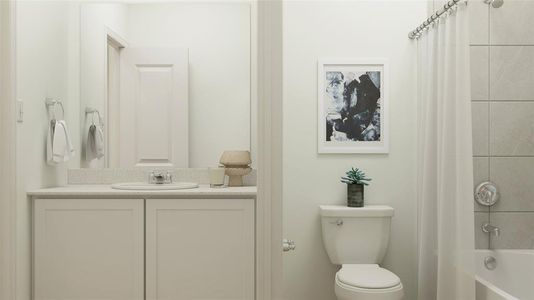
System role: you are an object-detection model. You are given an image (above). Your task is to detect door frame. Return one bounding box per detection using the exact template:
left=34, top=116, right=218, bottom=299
left=106, top=27, right=127, bottom=168
left=0, top=1, right=18, bottom=299
left=256, top=1, right=283, bottom=299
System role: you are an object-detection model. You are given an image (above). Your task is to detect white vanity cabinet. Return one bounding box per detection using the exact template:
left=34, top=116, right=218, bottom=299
left=33, top=199, right=145, bottom=300
left=145, top=199, right=255, bottom=300
left=31, top=187, right=257, bottom=300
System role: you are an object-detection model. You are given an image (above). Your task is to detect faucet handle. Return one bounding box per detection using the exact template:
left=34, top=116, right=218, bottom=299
left=165, top=171, right=173, bottom=184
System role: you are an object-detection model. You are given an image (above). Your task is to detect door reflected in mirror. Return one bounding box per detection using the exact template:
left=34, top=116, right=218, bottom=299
left=78, top=2, right=256, bottom=169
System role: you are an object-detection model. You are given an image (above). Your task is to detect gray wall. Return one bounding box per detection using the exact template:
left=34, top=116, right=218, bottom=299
left=467, top=0, right=534, bottom=249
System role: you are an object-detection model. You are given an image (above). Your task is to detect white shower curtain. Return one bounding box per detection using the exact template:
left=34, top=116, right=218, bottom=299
left=416, top=3, right=475, bottom=300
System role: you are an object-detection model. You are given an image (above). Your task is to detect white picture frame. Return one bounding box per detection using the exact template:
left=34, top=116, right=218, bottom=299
left=318, top=58, right=389, bottom=154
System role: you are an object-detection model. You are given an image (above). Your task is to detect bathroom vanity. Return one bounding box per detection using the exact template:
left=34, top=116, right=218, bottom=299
left=28, top=185, right=257, bottom=300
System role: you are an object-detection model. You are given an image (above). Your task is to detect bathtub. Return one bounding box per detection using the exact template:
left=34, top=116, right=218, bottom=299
left=476, top=249, right=534, bottom=300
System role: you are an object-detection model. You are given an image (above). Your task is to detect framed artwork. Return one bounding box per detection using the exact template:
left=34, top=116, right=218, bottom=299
left=318, top=58, right=389, bottom=154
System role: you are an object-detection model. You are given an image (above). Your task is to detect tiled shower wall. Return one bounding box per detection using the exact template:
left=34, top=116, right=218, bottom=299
left=468, top=0, right=534, bottom=249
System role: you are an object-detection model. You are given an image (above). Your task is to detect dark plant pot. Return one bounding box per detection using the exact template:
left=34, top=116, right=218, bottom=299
left=347, top=184, right=364, bottom=207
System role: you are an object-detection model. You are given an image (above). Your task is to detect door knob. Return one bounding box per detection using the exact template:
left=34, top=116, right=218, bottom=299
left=282, top=239, right=296, bottom=252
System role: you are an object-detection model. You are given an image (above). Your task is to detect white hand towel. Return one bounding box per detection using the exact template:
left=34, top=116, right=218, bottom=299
left=86, top=124, right=97, bottom=161
left=62, top=120, right=75, bottom=159
left=46, top=120, right=56, bottom=165
left=52, top=120, right=74, bottom=163
left=86, top=124, right=104, bottom=161
left=95, top=125, right=104, bottom=159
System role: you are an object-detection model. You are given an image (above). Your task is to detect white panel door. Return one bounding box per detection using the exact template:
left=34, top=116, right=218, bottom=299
left=33, top=199, right=144, bottom=300
left=146, top=199, right=255, bottom=300
left=120, top=48, right=189, bottom=168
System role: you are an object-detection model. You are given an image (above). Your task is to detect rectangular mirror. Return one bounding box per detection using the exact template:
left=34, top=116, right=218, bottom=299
left=78, top=2, right=256, bottom=169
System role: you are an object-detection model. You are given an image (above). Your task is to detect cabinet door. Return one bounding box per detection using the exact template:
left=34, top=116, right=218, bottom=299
left=34, top=199, right=144, bottom=300
left=146, top=199, right=255, bottom=300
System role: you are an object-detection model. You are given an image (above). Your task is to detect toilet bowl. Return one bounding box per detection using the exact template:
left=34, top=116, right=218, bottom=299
left=334, top=264, right=403, bottom=300
left=319, top=205, right=404, bottom=300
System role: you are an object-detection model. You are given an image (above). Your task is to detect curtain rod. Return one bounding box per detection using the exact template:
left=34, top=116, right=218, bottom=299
left=408, top=0, right=465, bottom=39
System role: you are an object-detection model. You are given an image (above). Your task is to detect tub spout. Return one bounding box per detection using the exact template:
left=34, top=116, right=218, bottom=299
left=482, top=223, right=500, bottom=237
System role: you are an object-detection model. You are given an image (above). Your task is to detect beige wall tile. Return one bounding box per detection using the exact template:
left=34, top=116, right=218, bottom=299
left=475, top=212, right=490, bottom=249
left=490, top=157, right=534, bottom=211
left=490, top=0, right=534, bottom=45
left=490, top=212, right=534, bottom=249
left=472, top=0, right=534, bottom=251
left=472, top=102, right=489, bottom=156
left=474, top=157, right=490, bottom=185
left=474, top=157, right=490, bottom=212
left=471, top=46, right=489, bottom=100
left=490, top=102, right=534, bottom=156
left=490, top=46, right=534, bottom=101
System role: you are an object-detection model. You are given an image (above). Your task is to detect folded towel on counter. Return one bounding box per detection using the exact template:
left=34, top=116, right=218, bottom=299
left=47, top=120, right=75, bottom=165
left=86, top=124, right=104, bottom=161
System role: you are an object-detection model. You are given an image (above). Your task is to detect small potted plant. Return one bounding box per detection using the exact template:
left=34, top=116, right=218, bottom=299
left=341, top=167, right=371, bottom=207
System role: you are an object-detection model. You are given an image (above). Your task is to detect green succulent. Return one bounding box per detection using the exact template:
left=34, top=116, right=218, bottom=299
left=341, top=167, right=372, bottom=186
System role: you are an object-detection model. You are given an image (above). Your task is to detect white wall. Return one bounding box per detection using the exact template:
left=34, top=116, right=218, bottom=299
left=126, top=2, right=251, bottom=167
left=16, top=2, right=80, bottom=299
left=282, top=1, right=426, bottom=299
left=80, top=3, right=128, bottom=168
left=0, top=1, right=17, bottom=299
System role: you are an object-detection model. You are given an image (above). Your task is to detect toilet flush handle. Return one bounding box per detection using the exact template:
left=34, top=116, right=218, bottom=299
left=329, top=219, right=343, bottom=226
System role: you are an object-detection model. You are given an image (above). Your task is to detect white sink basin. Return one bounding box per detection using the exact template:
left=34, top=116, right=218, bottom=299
left=111, top=182, right=199, bottom=190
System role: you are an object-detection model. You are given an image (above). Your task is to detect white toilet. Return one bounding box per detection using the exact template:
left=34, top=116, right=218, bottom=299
left=320, top=205, right=404, bottom=300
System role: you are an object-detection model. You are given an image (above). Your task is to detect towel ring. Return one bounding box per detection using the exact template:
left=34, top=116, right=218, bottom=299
left=45, top=98, right=64, bottom=120
left=85, top=107, right=104, bottom=127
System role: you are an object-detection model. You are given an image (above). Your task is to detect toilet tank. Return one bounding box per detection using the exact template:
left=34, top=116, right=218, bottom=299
left=319, top=205, right=394, bottom=265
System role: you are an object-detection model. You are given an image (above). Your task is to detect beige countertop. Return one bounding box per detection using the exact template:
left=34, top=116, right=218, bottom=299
left=28, top=185, right=257, bottom=199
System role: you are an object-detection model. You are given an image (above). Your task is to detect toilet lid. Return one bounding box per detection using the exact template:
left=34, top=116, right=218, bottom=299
left=337, top=265, right=401, bottom=289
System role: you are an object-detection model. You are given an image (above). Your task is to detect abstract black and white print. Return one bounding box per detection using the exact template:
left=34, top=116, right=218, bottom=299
left=324, top=70, right=382, bottom=142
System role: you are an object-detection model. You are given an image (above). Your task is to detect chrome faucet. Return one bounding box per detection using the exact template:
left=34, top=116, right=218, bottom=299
left=148, top=170, right=173, bottom=184
left=482, top=223, right=500, bottom=237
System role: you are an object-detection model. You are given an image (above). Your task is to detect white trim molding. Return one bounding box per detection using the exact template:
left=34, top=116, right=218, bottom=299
left=257, top=1, right=283, bottom=299
left=106, top=27, right=128, bottom=49
left=0, top=1, right=18, bottom=299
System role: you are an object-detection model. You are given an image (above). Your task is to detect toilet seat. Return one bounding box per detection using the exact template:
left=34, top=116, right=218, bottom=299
left=337, top=264, right=400, bottom=289
left=334, top=265, right=403, bottom=300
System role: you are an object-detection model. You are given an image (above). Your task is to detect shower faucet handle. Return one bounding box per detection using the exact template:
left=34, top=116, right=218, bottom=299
left=475, top=182, right=499, bottom=207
